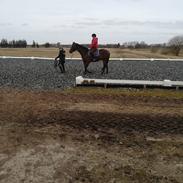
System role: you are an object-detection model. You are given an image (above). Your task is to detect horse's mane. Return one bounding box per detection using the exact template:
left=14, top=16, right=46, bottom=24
left=75, top=43, right=89, bottom=52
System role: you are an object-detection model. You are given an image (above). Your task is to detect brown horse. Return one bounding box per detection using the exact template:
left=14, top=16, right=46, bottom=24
left=69, top=42, right=110, bottom=74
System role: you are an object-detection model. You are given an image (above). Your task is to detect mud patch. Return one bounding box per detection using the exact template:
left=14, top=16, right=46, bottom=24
left=0, top=89, right=183, bottom=182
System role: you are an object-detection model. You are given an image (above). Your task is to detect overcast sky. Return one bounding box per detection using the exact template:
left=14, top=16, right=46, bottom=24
left=0, top=0, right=183, bottom=44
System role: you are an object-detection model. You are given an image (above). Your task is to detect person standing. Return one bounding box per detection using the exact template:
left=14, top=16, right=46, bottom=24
left=54, top=47, right=66, bottom=73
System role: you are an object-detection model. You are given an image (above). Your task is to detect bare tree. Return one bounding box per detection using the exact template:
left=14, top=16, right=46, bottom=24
left=32, top=40, right=36, bottom=48
left=44, top=42, right=50, bottom=48
left=0, top=39, right=8, bottom=48
left=168, top=35, right=183, bottom=56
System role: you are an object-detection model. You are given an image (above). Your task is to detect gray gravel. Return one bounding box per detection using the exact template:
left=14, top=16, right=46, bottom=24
left=0, top=58, right=183, bottom=90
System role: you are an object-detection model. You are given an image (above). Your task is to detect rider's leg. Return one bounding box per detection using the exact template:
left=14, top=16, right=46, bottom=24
left=89, top=49, right=94, bottom=58
left=90, top=48, right=98, bottom=61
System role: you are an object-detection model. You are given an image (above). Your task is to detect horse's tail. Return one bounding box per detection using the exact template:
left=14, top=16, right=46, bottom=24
left=106, top=50, right=110, bottom=62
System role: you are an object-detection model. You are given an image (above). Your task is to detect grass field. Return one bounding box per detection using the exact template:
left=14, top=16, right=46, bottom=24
left=0, top=47, right=183, bottom=58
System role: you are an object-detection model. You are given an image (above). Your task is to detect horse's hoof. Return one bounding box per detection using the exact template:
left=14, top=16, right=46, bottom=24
left=83, top=71, right=92, bottom=74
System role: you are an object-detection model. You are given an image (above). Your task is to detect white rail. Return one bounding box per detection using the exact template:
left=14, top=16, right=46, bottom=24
left=0, top=56, right=183, bottom=61
left=76, top=76, right=183, bottom=90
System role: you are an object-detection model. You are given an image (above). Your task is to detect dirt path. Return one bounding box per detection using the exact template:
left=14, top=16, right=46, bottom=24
left=0, top=88, right=183, bottom=183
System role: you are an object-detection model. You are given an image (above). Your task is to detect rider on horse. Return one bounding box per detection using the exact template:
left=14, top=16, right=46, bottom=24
left=89, top=33, right=99, bottom=61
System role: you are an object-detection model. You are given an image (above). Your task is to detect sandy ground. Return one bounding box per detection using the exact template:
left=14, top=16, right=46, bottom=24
left=0, top=88, right=183, bottom=183
left=0, top=47, right=183, bottom=59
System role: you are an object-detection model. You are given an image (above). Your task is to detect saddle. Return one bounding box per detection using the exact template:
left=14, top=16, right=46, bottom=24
left=88, top=49, right=99, bottom=62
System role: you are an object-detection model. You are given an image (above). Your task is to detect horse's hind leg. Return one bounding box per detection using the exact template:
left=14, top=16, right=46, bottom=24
left=106, top=61, right=109, bottom=74
left=101, top=60, right=108, bottom=74
left=101, top=66, right=105, bottom=74
left=101, top=61, right=105, bottom=74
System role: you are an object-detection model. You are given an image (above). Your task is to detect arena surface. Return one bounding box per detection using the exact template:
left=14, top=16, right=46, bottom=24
left=0, top=58, right=183, bottom=89
left=0, top=58, right=183, bottom=182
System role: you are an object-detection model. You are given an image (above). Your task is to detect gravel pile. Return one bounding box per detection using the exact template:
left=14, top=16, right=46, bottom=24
left=0, top=58, right=183, bottom=90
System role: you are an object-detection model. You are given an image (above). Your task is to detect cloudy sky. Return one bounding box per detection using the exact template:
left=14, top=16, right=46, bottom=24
left=0, top=0, right=183, bottom=44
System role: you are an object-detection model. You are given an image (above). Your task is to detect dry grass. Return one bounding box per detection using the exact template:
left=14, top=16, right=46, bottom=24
left=0, top=48, right=57, bottom=58
left=0, top=47, right=183, bottom=58
left=65, top=87, right=183, bottom=99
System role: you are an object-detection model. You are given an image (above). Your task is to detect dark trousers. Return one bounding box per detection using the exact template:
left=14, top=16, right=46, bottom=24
left=54, top=59, right=65, bottom=73
left=58, top=61, right=65, bottom=73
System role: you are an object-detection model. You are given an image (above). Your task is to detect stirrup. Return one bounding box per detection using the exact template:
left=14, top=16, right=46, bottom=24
left=92, top=58, right=97, bottom=62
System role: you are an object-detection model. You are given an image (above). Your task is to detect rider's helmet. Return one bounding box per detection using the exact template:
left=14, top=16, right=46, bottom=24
left=92, top=33, right=96, bottom=37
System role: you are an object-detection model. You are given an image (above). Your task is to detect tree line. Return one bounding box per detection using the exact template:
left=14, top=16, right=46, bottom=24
left=0, top=39, right=27, bottom=48
left=0, top=39, right=51, bottom=48
left=1, top=35, right=183, bottom=56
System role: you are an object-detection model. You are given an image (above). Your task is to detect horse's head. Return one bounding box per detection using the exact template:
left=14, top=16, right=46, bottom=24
left=69, top=42, right=77, bottom=53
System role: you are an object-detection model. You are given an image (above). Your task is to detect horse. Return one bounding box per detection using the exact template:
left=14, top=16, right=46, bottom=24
left=69, top=42, right=110, bottom=74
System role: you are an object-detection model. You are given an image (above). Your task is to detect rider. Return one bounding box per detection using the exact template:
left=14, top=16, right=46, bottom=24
left=55, top=47, right=66, bottom=73
left=90, top=33, right=98, bottom=61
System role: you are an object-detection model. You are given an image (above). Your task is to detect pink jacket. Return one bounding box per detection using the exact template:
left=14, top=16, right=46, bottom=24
left=90, top=37, right=98, bottom=49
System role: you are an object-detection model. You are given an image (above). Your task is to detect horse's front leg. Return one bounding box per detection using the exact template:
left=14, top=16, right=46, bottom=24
left=84, top=62, right=91, bottom=74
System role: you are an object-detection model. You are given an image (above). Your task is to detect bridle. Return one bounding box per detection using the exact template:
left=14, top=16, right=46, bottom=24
left=70, top=44, right=77, bottom=59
